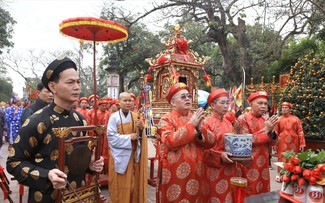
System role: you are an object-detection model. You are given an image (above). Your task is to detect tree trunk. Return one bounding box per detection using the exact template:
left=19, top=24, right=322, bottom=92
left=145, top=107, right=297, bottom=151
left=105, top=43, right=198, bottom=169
left=208, top=28, right=239, bottom=83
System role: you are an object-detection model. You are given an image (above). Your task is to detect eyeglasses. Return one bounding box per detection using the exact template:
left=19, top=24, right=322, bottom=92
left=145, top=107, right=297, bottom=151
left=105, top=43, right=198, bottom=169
left=175, top=93, right=192, bottom=100
left=213, top=99, right=230, bottom=105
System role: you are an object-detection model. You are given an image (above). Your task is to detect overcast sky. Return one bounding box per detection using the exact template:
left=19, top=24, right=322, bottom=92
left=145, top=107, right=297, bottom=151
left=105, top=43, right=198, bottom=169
left=5, top=0, right=158, bottom=97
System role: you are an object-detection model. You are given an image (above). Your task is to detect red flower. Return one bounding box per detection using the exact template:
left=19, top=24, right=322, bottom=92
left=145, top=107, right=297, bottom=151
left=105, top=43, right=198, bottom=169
left=298, top=178, right=306, bottom=186
left=285, top=163, right=294, bottom=172
left=309, top=177, right=317, bottom=185
left=282, top=174, right=290, bottom=183
left=303, top=169, right=312, bottom=180
left=292, top=166, right=302, bottom=174
left=311, top=168, right=323, bottom=180
left=317, top=164, right=325, bottom=172
left=291, top=174, right=299, bottom=181
left=289, top=157, right=300, bottom=165
left=280, top=149, right=325, bottom=187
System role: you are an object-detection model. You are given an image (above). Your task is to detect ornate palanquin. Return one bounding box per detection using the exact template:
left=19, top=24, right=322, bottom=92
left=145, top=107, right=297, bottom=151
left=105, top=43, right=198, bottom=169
left=146, top=25, right=210, bottom=122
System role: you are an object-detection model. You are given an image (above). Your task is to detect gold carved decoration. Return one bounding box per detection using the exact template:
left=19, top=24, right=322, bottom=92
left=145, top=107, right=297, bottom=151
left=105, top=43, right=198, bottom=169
left=52, top=127, right=72, bottom=139
left=94, top=125, right=106, bottom=136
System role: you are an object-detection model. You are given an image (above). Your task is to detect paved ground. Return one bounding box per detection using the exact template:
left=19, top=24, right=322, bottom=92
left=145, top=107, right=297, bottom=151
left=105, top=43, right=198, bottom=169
left=0, top=139, right=281, bottom=202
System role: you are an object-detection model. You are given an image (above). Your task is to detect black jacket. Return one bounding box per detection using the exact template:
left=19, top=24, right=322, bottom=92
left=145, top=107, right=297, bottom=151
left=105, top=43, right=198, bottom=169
left=21, top=98, right=49, bottom=124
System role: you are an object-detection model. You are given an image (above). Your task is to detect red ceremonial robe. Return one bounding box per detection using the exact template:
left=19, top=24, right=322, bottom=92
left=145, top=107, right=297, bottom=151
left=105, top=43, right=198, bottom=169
left=274, top=114, right=305, bottom=172
left=201, top=114, right=236, bottom=203
left=76, top=107, right=88, bottom=119
left=237, top=111, right=271, bottom=196
left=156, top=109, right=216, bottom=203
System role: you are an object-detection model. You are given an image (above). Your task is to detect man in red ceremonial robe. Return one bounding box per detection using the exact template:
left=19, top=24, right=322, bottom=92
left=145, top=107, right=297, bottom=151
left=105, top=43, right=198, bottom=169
left=96, top=100, right=109, bottom=125
left=156, top=83, right=216, bottom=202
left=201, top=88, right=236, bottom=202
left=88, top=94, right=99, bottom=109
left=86, top=95, right=99, bottom=125
left=129, top=92, right=140, bottom=112
left=76, top=97, right=88, bottom=119
left=274, top=102, right=305, bottom=181
left=95, top=99, right=111, bottom=176
left=109, top=99, right=120, bottom=113
left=237, top=91, right=278, bottom=196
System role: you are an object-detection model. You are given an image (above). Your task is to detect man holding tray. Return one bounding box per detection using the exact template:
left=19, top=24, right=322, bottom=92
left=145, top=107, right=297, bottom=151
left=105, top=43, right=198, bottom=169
left=201, top=88, right=236, bottom=202
left=237, top=91, right=278, bottom=196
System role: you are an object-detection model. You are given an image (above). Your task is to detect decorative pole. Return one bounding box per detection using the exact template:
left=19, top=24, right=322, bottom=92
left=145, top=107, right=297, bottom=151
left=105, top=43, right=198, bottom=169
left=241, top=66, right=246, bottom=106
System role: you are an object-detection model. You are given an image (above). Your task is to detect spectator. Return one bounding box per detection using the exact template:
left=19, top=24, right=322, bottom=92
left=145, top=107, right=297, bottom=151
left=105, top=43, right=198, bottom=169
left=4, top=96, right=23, bottom=150
left=20, top=82, right=53, bottom=125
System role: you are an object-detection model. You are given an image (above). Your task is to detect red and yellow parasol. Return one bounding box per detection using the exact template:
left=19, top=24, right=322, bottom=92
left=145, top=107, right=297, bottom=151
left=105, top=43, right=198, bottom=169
left=59, top=17, right=128, bottom=124
left=59, top=17, right=128, bottom=42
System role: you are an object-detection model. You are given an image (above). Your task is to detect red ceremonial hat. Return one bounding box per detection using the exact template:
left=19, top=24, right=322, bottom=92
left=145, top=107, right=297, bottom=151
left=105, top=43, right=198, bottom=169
left=282, top=102, right=292, bottom=108
left=78, top=97, right=88, bottom=103
left=129, top=93, right=136, bottom=100
left=247, top=91, right=269, bottom=103
left=98, top=99, right=109, bottom=105
left=166, top=82, right=189, bottom=103
left=110, top=99, right=119, bottom=106
left=207, top=88, right=228, bottom=104
left=88, top=94, right=99, bottom=101
left=104, top=97, right=112, bottom=102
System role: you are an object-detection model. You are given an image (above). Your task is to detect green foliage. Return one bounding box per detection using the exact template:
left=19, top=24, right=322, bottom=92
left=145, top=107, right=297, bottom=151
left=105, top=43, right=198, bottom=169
left=98, top=6, right=163, bottom=94
left=0, top=6, right=16, bottom=54
left=247, top=23, right=283, bottom=80
left=0, top=74, right=13, bottom=102
left=265, top=38, right=318, bottom=82
left=281, top=49, right=325, bottom=140
left=282, top=149, right=325, bottom=170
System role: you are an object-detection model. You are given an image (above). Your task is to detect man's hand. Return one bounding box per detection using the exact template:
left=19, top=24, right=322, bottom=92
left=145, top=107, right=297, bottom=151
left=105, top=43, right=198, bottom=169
left=89, top=151, right=104, bottom=173
left=189, top=108, right=205, bottom=128
left=130, top=133, right=138, bottom=141
left=135, top=118, right=144, bottom=130
left=221, top=152, right=234, bottom=164
left=265, top=115, right=278, bottom=133
left=48, top=169, right=67, bottom=190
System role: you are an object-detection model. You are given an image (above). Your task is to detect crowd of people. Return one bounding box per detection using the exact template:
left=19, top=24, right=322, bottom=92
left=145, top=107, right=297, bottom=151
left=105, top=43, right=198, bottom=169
left=0, top=57, right=306, bottom=203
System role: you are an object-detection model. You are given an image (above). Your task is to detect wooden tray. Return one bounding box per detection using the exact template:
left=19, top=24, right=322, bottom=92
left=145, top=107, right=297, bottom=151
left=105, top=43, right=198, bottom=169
left=230, top=155, right=252, bottom=161
left=279, top=191, right=303, bottom=203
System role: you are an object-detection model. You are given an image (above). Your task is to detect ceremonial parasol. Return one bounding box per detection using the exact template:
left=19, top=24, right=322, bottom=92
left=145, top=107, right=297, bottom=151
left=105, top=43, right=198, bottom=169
left=59, top=17, right=128, bottom=124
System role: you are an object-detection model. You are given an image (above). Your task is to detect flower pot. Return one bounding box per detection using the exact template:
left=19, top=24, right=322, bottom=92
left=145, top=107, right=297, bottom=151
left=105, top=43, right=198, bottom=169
left=294, top=183, right=307, bottom=202
left=281, top=182, right=293, bottom=195
left=224, top=133, right=252, bottom=157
